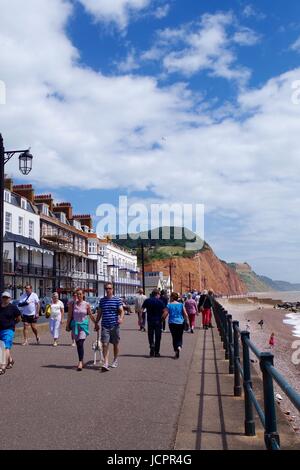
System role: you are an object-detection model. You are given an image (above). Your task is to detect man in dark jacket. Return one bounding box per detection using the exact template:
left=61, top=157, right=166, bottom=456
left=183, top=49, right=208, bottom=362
left=143, top=289, right=165, bottom=357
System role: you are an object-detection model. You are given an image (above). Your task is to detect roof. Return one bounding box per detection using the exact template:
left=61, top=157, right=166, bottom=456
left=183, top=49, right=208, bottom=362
left=4, top=232, right=41, bottom=248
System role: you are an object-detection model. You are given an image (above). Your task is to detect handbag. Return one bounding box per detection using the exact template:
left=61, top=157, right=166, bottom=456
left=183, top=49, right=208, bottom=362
left=199, top=295, right=207, bottom=313
left=45, top=304, right=51, bottom=319
left=18, top=294, right=31, bottom=308
left=183, top=319, right=189, bottom=332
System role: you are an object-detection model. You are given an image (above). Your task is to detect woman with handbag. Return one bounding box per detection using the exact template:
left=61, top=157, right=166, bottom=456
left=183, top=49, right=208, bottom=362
left=48, top=292, right=64, bottom=347
left=66, top=289, right=96, bottom=371
left=162, top=292, right=189, bottom=359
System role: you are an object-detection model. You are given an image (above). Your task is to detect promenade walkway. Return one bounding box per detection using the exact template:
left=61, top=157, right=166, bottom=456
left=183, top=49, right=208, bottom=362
left=1, top=313, right=299, bottom=450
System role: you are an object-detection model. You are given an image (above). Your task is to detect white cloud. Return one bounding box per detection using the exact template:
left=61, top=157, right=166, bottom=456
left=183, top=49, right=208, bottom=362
left=290, top=36, right=300, bottom=53
left=78, top=0, right=151, bottom=29
left=143, top=12, right=259, bottom=84
left=1, top=1, right=300, bottom=280
left=242, top=4, right=266, bottom=20
left=153, top=4, right=170, bottom=19
left=117, top=49, right=140, bottom=72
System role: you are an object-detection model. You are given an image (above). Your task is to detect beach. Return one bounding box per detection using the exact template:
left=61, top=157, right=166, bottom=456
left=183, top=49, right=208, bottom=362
left=220, top=297, right=300, bottom=435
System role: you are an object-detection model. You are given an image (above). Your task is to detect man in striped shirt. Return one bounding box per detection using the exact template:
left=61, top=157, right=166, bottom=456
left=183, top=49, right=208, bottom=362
left=95, top=283, right=124, bottom=371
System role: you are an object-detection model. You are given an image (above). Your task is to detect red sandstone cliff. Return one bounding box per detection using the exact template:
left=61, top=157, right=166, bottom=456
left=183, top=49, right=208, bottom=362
left=144, top=248, right=247, bottom=295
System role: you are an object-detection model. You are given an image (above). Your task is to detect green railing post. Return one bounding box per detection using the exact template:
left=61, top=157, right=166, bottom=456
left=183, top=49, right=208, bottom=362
left=227, top=314, right=234, bottom=374
left=260, top=353, right=280, bottom=450
left=233, top=320, right=242, bottom=397
left=241, top=331, right=256, bottom=436
left=224, top=311, right=229, bottom=360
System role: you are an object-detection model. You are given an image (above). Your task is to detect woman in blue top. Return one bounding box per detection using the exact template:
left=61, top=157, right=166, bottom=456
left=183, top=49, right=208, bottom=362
left=163, top=292, right=189, bottom=359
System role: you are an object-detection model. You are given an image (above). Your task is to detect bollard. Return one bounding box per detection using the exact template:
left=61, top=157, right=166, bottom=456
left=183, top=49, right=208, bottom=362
left=260, top=353, right=280, bottom=450
left=227, top=314, right=234, bottom=374
left=241, top=331, right=256, bottom=436
left=233, top=321, right=242, bottom=397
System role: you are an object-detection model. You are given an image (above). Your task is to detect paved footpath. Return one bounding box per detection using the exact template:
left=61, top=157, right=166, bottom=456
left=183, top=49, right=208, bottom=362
left=1, top=314, right=299, bottom=450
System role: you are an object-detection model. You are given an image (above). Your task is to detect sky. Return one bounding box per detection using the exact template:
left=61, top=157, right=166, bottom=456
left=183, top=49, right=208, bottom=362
left=1, top=0, right=300, bottom=282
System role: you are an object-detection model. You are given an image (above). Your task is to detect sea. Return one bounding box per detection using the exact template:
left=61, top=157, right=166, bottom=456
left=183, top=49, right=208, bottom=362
left=251, top=291, right=300, bottom=338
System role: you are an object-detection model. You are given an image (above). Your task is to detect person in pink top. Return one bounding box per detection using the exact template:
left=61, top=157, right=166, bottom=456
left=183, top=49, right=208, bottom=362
left=184, top=293, right=198, bottom=333
left=269, top=332, right=275, bottom=350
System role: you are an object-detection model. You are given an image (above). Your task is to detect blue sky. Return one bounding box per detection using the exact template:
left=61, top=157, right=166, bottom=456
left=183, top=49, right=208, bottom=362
left=2, top=0, right=300, bottom=282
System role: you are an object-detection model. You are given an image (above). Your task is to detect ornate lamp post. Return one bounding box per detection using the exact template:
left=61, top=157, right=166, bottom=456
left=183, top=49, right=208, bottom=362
left=0, top=133, right=33, bottom=292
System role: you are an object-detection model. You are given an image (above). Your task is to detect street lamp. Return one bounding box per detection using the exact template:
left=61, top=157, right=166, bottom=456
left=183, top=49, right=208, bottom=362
left=0, top=133, right=33, bottom=292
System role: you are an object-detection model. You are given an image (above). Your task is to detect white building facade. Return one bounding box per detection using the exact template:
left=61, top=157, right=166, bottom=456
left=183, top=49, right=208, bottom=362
left=3, top=186, right=54, bottom=298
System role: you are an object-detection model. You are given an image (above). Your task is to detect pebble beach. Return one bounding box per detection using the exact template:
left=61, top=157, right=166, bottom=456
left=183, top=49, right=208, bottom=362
left=220, top=297, right=300, bottom=435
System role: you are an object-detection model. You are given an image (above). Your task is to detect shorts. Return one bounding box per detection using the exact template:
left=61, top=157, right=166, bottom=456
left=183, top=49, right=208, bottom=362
left=22, top=315, right=37, bottom=324
left=101, top=325, right=120, bottom=345
left=0, top=329, right=15, bottom=350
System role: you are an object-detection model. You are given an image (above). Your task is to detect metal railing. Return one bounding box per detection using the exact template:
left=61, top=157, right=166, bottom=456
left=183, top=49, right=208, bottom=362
left=213, top=301, right=300, bottom=450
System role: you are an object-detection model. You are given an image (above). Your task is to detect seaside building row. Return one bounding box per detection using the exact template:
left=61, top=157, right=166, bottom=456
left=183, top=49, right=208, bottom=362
left=3, top=178, right=140, bottom=299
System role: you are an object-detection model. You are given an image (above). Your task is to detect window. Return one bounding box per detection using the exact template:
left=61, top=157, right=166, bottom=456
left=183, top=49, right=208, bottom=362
left=42, top=205, right=49, bottom=216
left=29, top=220, right=34, bottom=238
left=21, top=198, right=27, bottom=210
left=18, top=217, right=24, bottom=235
left=5, top=212, right=12, bottom=232
left=4, top=191, right=11, bottom=203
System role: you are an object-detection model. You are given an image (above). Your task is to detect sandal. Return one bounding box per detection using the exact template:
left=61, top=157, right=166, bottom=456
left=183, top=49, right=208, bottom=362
left=6, top=360, right=15, bottom=370
left=0, top=368, right=6, bottom=375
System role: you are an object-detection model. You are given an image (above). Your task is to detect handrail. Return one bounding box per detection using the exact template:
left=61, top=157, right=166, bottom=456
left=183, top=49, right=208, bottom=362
left=213, top=300, right=300, bottom=450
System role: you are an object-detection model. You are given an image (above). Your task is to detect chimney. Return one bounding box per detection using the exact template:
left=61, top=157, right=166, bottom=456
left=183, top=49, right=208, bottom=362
left=34, top=194, right=54, bottom=211
left=73, top=214, right=93, bottom=230
left=13, top=184, right=35, bottom=203
left=53, top=202, right=73, bottom=221
left=4, top=177, right=13, bottom=192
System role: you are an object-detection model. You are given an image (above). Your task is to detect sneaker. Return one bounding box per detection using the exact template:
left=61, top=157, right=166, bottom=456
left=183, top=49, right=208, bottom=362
left=110, top=359, right=118, bottom=368
left=36, top=337, right=40, bottom=345
left=150, top=348, right=155, bottom=357
left=53, top=341, right=58, bottom=347
left=71, top=341, right=76, bottom=347
left=101, top=363, right=109, bottom=372
left=175, top=347, right=181, bottom=359
left=191, top=329, right=194, bottom=334
left=155, top=352, right=161, bottom=357
left=22, top=341, right=28, bottom=346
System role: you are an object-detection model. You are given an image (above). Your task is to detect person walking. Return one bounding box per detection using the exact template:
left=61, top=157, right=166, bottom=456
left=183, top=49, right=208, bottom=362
left=135, top=288, right=147, bottom=331
left=0, top=292, right=21, bottom=375
left=160, top=290, right=169, bottom=332
left=163, top=292, right=189, bottom=359
left=269, top=332, right=275, bottom=350
left=68, top=291, right=77, bottom=347
left=19, top=285, right=40, bottom=346
left=184, top=293, right=198, bottom=333
left=95, top=283, right=124, bottom=371
left=142, top=289, right=165, bottom=357
left=49, top=292, right=64, bottom=346
left=198, top=289, right=214, bottom=330
left=66, top=289, right=95, bottom=371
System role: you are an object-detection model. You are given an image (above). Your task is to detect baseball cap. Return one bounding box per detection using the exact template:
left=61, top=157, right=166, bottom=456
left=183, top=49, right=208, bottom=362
left=2, top=291, right=12, bottom=298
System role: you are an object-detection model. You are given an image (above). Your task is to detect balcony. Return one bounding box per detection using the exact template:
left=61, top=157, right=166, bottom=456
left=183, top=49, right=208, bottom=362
left=14, top=263, right=54, bottom=277
left=4, top=261, right=13, bottom=274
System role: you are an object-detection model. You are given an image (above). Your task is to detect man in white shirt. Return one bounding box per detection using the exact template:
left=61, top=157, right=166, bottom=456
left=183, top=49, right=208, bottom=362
left=19, top=285, right=40, bottom=346
left=135, top=288, right=147, bottom=332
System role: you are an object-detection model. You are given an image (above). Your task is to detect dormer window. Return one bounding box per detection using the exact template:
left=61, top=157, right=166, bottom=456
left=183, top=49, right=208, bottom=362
left=42, top=204, right=49, bottom=216
left=4, top=190, right=11, bottom=203
left=21, top=198, right=27, bottom=210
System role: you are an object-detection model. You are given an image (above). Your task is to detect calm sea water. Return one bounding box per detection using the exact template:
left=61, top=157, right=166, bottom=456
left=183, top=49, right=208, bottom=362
left=251, top=291, right=300, bottom=338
